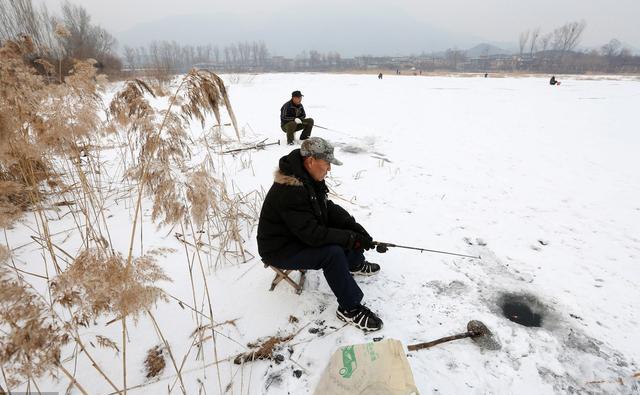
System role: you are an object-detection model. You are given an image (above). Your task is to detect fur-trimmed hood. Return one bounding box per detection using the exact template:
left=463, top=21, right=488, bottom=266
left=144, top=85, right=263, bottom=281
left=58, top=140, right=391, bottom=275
left=274, top=148, right=307, bottom=187
left=274, top=169, right=303, bottom=186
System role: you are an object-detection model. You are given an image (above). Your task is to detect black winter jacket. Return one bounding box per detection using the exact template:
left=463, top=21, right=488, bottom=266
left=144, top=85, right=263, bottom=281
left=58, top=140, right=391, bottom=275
left=257, top=149, right=367, bottom=261
left=280, top=100, right=306, bottom=126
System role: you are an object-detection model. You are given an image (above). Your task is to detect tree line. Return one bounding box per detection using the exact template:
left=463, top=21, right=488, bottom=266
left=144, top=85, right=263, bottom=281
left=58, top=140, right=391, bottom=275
left=122, top=41, right=270, bottom=74
left=514, top=21, right=638, bottom=73
left=2, top=2, right=638, bottom=77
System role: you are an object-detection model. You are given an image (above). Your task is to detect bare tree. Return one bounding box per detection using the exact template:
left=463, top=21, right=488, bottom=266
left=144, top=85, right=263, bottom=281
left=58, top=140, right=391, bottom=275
left=251, top=41, right=259, bottom=67
left=600, top=38, right=622, bottom=58
left=229, top=44, right=239, bottom=67
left=539, top=32, right=552, bottom=53
left=601, top=38, right=624, bottom=72
left=519, top=30, right=530, bottom=56
left=551, top=20, right=586, bottom=54
left=257, top=42, right=268, bottom=67
left=309, top=50, right=322, bottom=68
left=1, top=0, right=120, bottom=75
left=224, top=47, right=231, bottom=67
left=0, top=0, right=57, bottom=53
left=123, top=45, right=136, bottom=68
left=60, top=1, right=118, bottom=69
left=529, top=27, right=540, bottom=56
left=137, top=46, right=148, bottom=67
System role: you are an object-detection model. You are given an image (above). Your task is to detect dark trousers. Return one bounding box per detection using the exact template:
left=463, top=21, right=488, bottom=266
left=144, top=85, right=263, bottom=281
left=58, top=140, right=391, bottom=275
left=281, top=118, right=314, bottom=144
left=269, top=245, right=364, bottom=310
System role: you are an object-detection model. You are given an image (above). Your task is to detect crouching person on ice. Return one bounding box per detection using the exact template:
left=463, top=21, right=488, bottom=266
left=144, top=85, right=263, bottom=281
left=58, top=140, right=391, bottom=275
left=257, top=137, right=384, bottom=332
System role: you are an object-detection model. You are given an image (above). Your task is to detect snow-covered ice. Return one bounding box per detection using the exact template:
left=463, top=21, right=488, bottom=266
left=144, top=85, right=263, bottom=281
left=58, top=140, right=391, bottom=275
left=6, top=73, right=640, bottom=394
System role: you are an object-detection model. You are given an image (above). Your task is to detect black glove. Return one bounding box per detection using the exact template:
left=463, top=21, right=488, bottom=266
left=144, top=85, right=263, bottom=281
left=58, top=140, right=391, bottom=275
left=347, top=231, right=373, bottom=252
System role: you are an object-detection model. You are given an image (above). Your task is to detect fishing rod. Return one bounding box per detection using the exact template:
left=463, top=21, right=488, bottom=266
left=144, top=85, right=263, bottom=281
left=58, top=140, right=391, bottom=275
left=222, top=139, right=280, bottom=154
left=314, top=124, right=351, bottom=136
left=373, top=241, right=481, bottom=260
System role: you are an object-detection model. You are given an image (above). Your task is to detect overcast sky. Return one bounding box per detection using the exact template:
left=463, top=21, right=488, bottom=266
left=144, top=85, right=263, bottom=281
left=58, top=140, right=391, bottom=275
left=41, top=0, right=640, bottom=53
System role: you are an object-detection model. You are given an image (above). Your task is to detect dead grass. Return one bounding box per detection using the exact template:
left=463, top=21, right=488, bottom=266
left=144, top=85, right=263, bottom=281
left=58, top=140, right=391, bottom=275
left=0, top=266, right=69, bottom=388
left=1, top=34, right=260, bottom=393
left=95, top=335, right=120, bottom=353
left=233, top=333, right=295, bottom=365
left=143, top=345, right=166, bottom=379
left=50, top=248, right=170, bottom=325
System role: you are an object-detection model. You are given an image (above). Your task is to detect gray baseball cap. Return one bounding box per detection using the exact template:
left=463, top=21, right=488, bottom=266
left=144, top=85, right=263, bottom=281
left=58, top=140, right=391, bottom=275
left=300, top=137, right=343, bottom=166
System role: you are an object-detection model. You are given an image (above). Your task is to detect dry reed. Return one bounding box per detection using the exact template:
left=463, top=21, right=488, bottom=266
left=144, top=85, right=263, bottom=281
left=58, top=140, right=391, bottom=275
left=50, top=248, right=170, bottom=325
left=0, top=265, right=69, bottom=387
left=1, top=33, right=264, bottom=393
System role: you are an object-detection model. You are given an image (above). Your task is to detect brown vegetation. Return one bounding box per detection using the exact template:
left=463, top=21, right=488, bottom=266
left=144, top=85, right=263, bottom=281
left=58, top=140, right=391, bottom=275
left=0, top=0, right=121, bottom=77
left=0, top=29, right=258, bottom=392
left=143, top=345, right=166, bottom=379
left=233, top=334, right=296, bottom=365
left=0, top=252, right=69, bottom=388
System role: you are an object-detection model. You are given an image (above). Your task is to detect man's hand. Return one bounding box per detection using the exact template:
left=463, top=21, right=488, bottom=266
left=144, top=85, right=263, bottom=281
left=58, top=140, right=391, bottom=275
left=294, top=118, right=302, bottom=124
left=347, top=231, right=373, bottom=252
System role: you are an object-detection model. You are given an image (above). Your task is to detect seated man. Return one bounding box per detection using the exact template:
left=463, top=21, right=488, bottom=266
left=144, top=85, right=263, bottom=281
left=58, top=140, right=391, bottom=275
left=280, top=90, right=314, bottom=145
left=257, top=137, right=383, bottom=332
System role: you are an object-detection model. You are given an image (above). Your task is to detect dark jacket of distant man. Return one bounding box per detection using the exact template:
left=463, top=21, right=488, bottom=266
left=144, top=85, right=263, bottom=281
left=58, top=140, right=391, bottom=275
left=280, top=100, right=307, bottom=126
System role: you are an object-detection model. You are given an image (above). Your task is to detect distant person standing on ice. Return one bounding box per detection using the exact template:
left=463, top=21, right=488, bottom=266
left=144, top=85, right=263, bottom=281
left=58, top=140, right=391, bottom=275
left=378, top=72, right=383, bottom=79
left=280, top=90, right=313, bottom=145
left=550, top=75, right=560, bottom=85
left=257, top=137, right=384, bottom=332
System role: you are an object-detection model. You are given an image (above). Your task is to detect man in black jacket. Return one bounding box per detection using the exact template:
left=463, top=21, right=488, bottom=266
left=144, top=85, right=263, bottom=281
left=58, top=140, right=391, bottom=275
left=280, top=90, right=314, bottom=145
left=257, top=137, right=383, bottom=332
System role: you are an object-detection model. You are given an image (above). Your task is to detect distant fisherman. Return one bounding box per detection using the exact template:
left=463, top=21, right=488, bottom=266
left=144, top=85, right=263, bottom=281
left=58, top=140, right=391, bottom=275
left=280, top=90, right=314, bottom=145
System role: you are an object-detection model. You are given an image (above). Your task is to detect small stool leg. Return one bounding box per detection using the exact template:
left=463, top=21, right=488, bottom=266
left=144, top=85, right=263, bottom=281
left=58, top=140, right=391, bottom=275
left=270, top=269, right=290, bottom=291
left=296, top=271, right=307, bottom=295
left=266, top=265, right=306, bottom=294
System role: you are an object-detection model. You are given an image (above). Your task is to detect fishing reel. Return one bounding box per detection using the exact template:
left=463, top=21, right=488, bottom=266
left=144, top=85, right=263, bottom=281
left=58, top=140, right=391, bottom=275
left=374, top=242, right=389, bottom=253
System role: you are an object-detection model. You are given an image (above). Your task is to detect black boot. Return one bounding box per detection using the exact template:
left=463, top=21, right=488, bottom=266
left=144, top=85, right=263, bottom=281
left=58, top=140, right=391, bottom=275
left=299, top=118, right=313, bottom=140
left=337, top=304, right=383, bottom=332
left=350, top=261, right=380, bottom=276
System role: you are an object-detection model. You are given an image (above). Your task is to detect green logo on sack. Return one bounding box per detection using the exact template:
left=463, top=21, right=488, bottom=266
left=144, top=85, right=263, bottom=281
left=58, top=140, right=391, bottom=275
left=339, top=345, right=357, bottom=378
left=366, top=342, right=378, bottom=362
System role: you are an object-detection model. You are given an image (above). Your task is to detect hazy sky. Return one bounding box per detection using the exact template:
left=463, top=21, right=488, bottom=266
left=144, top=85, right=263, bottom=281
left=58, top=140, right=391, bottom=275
left=42, top=0, right=640, bottom=51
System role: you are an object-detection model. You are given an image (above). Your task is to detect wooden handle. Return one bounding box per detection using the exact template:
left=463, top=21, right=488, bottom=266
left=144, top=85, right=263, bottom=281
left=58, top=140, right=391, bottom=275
left=407, top=332, right=473, bottom=351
